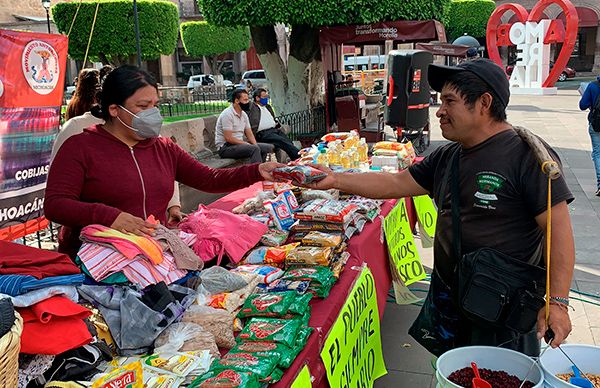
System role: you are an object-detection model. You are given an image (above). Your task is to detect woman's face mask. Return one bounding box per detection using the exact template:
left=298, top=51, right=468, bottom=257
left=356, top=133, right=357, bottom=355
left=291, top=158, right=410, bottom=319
left=259, top=97, right=269, bottom=106
left=117, top=105, right=163, bottom=138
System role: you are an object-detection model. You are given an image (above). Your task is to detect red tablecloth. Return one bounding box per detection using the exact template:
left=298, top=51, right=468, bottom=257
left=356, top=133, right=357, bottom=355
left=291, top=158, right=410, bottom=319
left=209, top=183, right=416, bottom=387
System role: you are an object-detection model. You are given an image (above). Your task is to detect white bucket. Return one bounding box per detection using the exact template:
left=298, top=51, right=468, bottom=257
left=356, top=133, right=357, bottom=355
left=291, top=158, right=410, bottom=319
left=435, top=346, right=544, bottom=388
left=539, top=344, right=600, bottom=388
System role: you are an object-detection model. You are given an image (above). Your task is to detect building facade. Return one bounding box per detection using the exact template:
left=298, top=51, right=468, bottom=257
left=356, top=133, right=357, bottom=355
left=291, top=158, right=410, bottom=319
left=494, top=0, right=600, bottom=72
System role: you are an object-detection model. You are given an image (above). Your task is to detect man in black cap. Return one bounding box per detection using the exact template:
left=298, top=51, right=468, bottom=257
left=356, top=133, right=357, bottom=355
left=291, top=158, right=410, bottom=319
left=305, top=58, right=575, bottom=356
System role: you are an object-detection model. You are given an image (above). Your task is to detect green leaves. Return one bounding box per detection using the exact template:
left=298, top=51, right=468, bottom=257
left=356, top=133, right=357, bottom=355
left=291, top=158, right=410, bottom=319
left=180, top=21, right=250, bottom=57
left=445, top=0, right=495, bottom=40
left=198, top=0, right=450, bottom=27
left=52, top=0, right=178, bottom=62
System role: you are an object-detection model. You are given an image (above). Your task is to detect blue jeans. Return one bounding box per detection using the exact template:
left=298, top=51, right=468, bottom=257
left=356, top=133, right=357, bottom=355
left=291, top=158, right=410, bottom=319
left=589, top=124, right=600, bottom=188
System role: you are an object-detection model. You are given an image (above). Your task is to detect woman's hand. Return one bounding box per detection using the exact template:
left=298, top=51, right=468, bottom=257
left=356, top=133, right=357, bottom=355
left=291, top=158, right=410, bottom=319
left=111, top=212, right=157, bottom=236
left=258, top=161, right=286, bottom=181
left=167, top=206, right=185, bottom=227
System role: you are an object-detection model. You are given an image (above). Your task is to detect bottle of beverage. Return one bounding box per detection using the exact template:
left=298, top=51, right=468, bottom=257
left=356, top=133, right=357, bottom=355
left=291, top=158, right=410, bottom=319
left=341, top=151, right=351, bottom=169
left=351, top=148, right=360, bottom=168
left=328, top=146, right=339, bottom=166
left=358, top=138, right=369, bottom=163
left=317, top=149, right=328, bottom=166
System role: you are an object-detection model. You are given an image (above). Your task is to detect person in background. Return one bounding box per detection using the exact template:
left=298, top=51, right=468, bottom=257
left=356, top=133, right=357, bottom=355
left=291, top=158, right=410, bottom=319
left=579, top=75, right=600, bottom=195
left=215, top=89, right=274, bottom=163
left=99, top=64, right=114, bottom=84
left=248, top=88, right=299, bottom=160
left=65, top=68, right=100, bottom=121
left=45, top=65, right=281, bottom=258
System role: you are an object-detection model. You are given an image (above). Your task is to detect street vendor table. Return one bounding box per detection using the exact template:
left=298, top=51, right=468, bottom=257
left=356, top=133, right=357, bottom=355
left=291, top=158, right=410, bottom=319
left=209, top=183, right=417, bottom=387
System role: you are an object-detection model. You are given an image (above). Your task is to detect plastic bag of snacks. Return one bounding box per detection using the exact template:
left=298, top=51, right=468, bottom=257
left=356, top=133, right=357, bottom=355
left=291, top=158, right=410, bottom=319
left=91, top=361, right=144, bottom=388
left=295, top=199, right=358, bottom=223
left=285, top=246, right=334, bottom=267
left=200, top=266, right=248, bottom=294
left=265, top=243, right=300, bottom=266
left=242, top=247, right=268, bottom=265
left=281, top=190, right=299, bottom=212
left=228, top=341, right=297, bottom=369
left=232, top=264, right=283, bottom=284
left=272, top=165, right=328, bottom=185
left=259, top=279, right=310, bottom=294
left=302, top=231, right=343, bottom=247
left=182, top=305, right=236, bottom=349
left=143, top=370, right=184, bottom=387
left=281, top=266, right=335, bottom=286
left=294, top=326, right=313, bottom=348
left=143, top=353, right=203, bottom=377
left=189, top=369, right=259, bottom=388
left=204, top=274, right=261, bottom=313
left=238, top=317, right=301, bottom=347
left=287, top=293, right=313, bottom=316
left=264, top=193, right=295, bottom=230
left=238, top=292, right=296, bottom=319
left=260, top=229, right=289, bottom=247
left=153, top=322, right=219, bottom=358
left=211, top=353, right=279, bottom=382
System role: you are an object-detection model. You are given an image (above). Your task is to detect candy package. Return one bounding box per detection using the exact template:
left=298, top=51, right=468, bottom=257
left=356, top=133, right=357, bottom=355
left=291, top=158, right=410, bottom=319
left=285, top=246, right=334, bottom=267
left=281, top=266, right=335, bottom=286
left=143, top=353, right=203, bottom=377
left=238, top=292, right=296, bottom=319
left=260, top=229, right=289, bottom=247
left=189, top=369, right=259, bottom=388
left=295, top=199, right=358, bottom=224
left=91, top=361, right=144, bottom=388
left=287, top=293, right=312, bottom=316
left=264, top=193, right=295, bottom=231
left=301, top=231, right=343, bottom=247
left=272, top=165, right=328, bottom=185
left=238, top=318, right=301, bottom=347
left=257, top=279, right=310, bottom=294
left=232, top=264, right=283, bottom=284
left=211, top=353, right=279, bottom=382
left=228, top=341, right=296, bottom=369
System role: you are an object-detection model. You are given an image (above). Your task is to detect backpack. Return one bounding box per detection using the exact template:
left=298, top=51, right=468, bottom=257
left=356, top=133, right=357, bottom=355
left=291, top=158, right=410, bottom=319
left=591, top=81, right=600, bottom=132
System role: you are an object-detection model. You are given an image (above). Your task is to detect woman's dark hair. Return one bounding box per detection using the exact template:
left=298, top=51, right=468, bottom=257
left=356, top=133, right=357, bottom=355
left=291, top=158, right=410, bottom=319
left=65, top=68, right=100, bottom=120
left=99, top=64, right=114, bottom=83
left=445, top=71, right=507, bottom=122
left=231, top=88, right=248, bottom=103
left=91, top=65, right=158, bottom=120
left=253, top=88, right=267, bottom=101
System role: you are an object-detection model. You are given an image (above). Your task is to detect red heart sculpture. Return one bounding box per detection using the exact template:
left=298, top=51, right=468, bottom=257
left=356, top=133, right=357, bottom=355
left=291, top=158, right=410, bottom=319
left=486, top=0, right=579, bottom=87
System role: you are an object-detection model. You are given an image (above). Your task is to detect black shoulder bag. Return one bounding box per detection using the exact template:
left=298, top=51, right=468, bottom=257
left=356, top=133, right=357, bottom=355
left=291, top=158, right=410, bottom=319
left=449, top=149, right=547, bottom=334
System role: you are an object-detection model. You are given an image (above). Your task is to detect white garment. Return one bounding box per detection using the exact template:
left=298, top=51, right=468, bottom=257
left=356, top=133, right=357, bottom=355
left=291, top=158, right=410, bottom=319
left=0, top=285, right=79, bottom=307
left=257, top=105, right=277, bottom=132
left=215, top=105, right=251, bottom=148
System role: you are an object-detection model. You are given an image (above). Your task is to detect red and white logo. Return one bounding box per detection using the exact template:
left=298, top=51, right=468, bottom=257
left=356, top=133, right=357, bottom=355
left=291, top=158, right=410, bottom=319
left=22, top=40, right=60, bottom=95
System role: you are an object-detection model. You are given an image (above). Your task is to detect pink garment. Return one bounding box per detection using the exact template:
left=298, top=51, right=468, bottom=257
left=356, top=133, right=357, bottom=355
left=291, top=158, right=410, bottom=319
left=180, top=205, right=267, bottom=264
left=80, top=225, right=164, bottom=265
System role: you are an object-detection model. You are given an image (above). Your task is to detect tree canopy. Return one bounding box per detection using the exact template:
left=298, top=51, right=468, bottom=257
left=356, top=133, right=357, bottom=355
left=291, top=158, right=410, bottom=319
left=180, top=22, right=250, bottom=58
left=445, top=0, right=495, bottom=40
left=52, top=0, right=179, bottom=64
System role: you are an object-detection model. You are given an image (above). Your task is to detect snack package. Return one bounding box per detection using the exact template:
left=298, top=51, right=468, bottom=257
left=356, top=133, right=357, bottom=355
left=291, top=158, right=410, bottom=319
left=265, top=243, right=300, bottom=266
left=212, top=353, right=279, bottom=381
left=272, top=165, right=327, bottom=185
left=301, top=231, right=343, bottom=247
left=295, top=199, right=358, bottom=224
left=232, top=197, right=264, bottom=215
left=242, top=247, right=268, bottom=265
left=287, top=293, right=313, bottom=316
left=285, top=246, right=334, bottom=267
left=373, top=141, right=406, bottom=151
left=301, top=189, right=339, bottom=201
left=182, top=305, right=236, bottom=349
left=200, top=266, right=248, bottom=294
left=92, top=361, right=144, bottom=388
left=143, top=370, right=185, bottom=388
left=295, top=326, right=314, bottom=348
left=331, top=251, right=351, bottom=278
left=143, top=353, right=203, bottom=377
left=232, top=264, right=283, bottom=284
left=281, top=190, right=299, bottom=212
left=153, top=322, right=219, bottom=358
left=238, top=292, right=295, bottom=319
left=238, top=318, right=301, bottom=347
left=281, top=266, right=335, bottom=286
left=228, top=341, right=296, bottom=369
left=260, top=229, right=289, bottom=247
left=264, top=193, right=295, bottom=231
left=189, top=369, right=259, bottom=388
left=260, top=279, right=310, bottom=294
left=321, top=132, right=350, bottom=142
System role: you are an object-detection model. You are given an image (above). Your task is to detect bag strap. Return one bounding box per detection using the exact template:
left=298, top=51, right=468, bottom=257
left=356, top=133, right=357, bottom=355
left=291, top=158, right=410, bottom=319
left=449, top=149, right=462, bottom=261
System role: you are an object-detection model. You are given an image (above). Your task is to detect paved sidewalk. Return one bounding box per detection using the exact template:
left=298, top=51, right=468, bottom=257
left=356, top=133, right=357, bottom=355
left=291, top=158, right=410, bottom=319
left=375, top=89, right=600, bottom=387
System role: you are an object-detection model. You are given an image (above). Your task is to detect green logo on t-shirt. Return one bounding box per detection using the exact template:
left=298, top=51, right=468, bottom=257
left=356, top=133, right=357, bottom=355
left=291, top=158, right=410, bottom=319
left=474, top=172, right=506, bottom=208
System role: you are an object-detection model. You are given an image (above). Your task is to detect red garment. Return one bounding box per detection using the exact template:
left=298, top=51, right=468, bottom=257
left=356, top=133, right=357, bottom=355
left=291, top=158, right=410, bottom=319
left=0, top=241, right=80, bottom=279
left=45, top=125, right=264, bottom=258
left=18, top=296, right=93, bottom=355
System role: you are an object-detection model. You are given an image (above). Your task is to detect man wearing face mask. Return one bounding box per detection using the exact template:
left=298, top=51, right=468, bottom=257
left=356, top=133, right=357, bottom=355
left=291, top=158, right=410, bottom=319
left=215, top=89, right=274, bottom=163
left=45, top=66, right=282, bottom=259
left=247, top=88, right=300, bottom=161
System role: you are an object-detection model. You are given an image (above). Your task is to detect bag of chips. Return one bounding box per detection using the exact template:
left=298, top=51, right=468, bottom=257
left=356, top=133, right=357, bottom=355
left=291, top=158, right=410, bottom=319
left=287, top=293, right=313, bottom=316
left=264, top=193, right=295, bottom=231
left=285, top=246, right=334, bottom=267
left=259, top=279, right=310, bottom=294
left=272, top=165, right=328, bottom=185
left=189, top=369, right=259, bottom=388
left=295, top=199, right=358, bottom=224
left=260, top=229, right=289, bottom=247
left=238, top=318, right=301, bottom=347
left=238, top=292, right=295, bottom=319
left=212, top=353, right=279, bottom=381
left=265, top=243, right=300, bottom=266
left=232, top=264, right=283, bottom=284
left=91, top=361, right=144, bottom=388
left=228, top=341, right=296, bottom=369
left=301, top=231, right=343, bottom=247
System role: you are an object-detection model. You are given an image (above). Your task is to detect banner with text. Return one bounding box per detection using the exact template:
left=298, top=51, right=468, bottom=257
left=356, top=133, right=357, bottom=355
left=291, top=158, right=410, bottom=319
left=321, top=266, right=387, bottom=387
left=0, top=30, right=67, bottom=240
left=291, top=365, right=312, bottom=388
left=413, top=195, right=437, bottom=248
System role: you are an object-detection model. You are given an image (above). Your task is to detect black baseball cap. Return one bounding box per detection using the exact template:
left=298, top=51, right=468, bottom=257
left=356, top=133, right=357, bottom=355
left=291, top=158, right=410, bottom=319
left=428, top=58, right=510, bottom=108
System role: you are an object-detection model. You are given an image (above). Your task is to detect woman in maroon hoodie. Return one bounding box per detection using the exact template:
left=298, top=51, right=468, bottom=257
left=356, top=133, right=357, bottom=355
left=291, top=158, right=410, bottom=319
left=45, top=66, right=280, bottom=258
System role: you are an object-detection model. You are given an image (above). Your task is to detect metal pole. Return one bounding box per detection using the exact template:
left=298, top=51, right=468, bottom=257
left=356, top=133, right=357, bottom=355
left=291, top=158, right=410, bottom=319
left=133, top=0, right=142, bottom=67
left=46, top=9, right=51, bottom=34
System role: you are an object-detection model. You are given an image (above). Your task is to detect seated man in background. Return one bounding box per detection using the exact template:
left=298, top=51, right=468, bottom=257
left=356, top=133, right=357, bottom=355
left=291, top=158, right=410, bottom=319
left=248, top=88, right=300, bottom=161
left=215, top=89, right=274, bottom=163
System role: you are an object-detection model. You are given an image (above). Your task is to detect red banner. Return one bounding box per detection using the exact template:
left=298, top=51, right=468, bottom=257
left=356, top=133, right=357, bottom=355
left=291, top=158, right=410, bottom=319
left=0, top=30, right=68, bottom=240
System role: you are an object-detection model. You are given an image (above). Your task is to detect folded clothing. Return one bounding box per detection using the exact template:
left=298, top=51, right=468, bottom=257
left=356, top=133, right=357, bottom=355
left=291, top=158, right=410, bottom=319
left=18, top=296, right=93, bottom=355
left=154, top=225, right=202, bottom=271
left=0, top=285, right=79, bottom=308
left=0, top=274, right=85, bottom=297
left=0, top=241, right=81, bottom=279
left=0, top=298, right=15, bottom=338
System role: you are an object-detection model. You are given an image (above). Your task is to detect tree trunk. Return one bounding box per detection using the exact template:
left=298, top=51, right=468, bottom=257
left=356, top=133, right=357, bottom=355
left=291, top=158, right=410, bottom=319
left=250, top=24, right=322, bottom=116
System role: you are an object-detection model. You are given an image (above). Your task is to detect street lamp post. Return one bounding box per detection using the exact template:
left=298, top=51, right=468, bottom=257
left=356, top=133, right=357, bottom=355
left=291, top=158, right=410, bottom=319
left=41, top=0, right=51, bottom=34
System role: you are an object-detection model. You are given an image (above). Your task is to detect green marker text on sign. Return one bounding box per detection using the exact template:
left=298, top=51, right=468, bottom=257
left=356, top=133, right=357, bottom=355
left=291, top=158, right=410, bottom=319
left=383, top=198, right=427, bottom=286
left=321, top=267, right=386, bottom=387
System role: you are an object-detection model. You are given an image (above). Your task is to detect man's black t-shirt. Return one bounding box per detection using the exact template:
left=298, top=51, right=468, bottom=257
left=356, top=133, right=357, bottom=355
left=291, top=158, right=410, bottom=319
left=408, top=129, right=573, bottom=285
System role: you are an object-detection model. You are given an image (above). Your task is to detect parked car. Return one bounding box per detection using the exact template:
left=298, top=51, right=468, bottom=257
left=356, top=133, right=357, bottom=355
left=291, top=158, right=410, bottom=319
left=241, top=70, right=267, bottom=88
left=505, top=62, right=576, bottom=81
left=187, top=74, right=216, bottom=90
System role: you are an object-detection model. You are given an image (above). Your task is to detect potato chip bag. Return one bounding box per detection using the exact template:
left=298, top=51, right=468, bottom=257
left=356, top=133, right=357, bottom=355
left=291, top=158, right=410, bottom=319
left=237, top=292, right=295, bottom=318
left=238, top=318, right=301, bottom=347
left=189, top=369, right=259, bottom=388
left=228, top=341, right=296, bottom=368
left=212, top=352, right=278, bottom=381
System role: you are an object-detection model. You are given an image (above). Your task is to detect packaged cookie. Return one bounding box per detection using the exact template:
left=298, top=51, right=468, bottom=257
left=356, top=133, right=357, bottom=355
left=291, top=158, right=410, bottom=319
left=285, top=246, right=334, bottom=267
left=301, top=231, right=343, bottom=247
